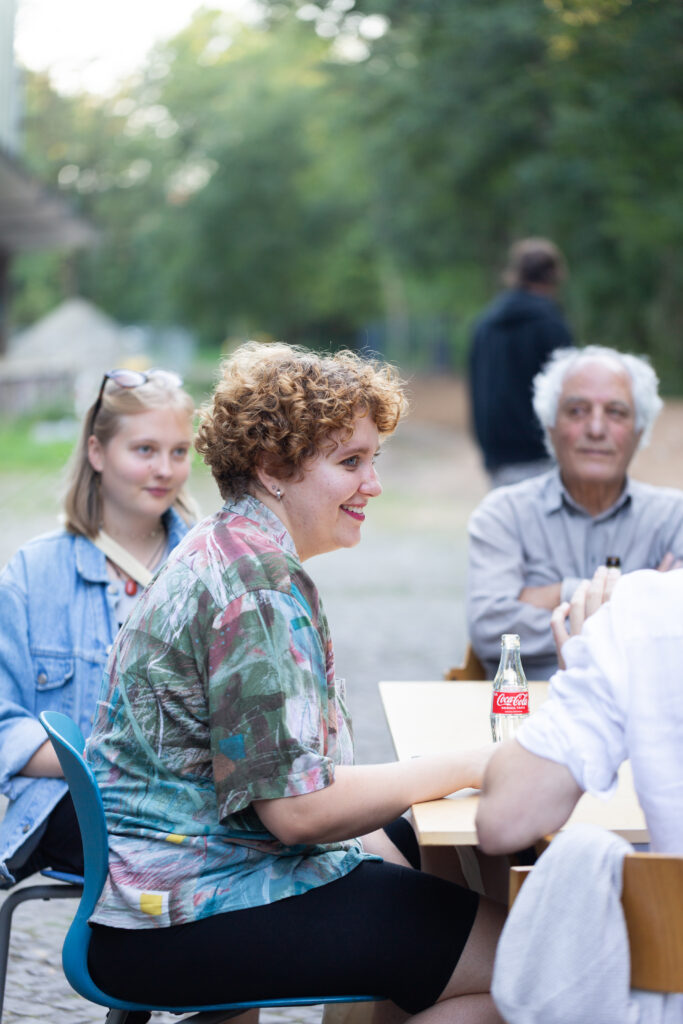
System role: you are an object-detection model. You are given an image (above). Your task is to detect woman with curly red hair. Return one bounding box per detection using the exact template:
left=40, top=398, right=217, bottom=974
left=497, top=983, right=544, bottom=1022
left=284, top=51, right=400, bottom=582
left=85, top=342, right=504, bottom=1024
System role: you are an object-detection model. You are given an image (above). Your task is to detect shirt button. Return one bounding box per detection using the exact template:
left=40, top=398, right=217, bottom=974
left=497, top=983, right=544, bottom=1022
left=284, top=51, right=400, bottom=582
left=106, top=644, right=112, bottom=655
left=22, top=823, right=30, bottom=834
left=107, top=584, right=118, bottom=595
left=37, top=672, right=47, bottom=685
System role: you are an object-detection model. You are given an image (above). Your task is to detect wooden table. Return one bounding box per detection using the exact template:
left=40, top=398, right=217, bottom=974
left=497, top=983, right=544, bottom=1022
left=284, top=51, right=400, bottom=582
left=379, top=680, right=649, bottom=846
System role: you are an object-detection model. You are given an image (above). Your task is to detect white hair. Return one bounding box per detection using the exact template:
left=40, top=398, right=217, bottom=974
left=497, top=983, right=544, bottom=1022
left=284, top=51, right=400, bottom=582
left=532, top=345, right=663, bottom=455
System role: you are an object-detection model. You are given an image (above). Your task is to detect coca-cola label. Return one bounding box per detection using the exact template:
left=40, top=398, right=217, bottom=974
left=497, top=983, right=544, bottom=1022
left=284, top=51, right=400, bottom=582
left=492, top=691, right=529, bottom=714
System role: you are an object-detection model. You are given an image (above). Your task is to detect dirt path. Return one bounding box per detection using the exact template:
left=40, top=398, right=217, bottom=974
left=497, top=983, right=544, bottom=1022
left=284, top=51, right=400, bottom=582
left=407, top=373, right=683, bottom=490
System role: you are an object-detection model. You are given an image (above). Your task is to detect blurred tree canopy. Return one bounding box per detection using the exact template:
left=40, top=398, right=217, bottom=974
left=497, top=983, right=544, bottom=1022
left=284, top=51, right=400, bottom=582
left=11, top=0, right=683, bottom=384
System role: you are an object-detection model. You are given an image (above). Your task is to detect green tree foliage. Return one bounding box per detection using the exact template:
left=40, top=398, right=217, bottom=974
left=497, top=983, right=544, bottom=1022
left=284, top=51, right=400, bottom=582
left=15, top=70, right=187, bottom=327
left=148, top=11, right=381, bottom=345
left=11, top=0, right=683, bottom=383
left=337, top=0, right=683, bottom=372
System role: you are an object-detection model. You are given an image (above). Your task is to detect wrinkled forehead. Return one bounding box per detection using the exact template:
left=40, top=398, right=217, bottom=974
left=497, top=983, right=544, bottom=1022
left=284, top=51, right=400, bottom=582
left=560, top=359, right=634, bottom=405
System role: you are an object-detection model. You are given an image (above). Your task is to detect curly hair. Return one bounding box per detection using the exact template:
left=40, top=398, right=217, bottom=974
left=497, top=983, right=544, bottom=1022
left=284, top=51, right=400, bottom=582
left=196, top=342, right=408, bottom=500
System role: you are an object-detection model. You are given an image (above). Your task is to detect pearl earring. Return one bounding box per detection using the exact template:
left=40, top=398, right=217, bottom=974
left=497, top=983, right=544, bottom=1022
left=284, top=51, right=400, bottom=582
left=275, top=487, right=282, bottom=500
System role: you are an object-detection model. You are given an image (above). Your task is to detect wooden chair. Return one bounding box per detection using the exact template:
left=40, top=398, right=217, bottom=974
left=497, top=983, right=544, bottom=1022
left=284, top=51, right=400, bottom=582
left=445, top=643, right=486, bottom=681
left=509, top=853, right=683, bottom=992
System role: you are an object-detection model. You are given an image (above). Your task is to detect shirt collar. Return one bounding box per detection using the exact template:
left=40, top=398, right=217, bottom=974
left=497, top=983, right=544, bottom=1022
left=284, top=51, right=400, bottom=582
left=542, top=467, right=633, bottom=520
left=74, top=532, right=108, bottom=583
left=224, top=493, right=298, bottom=558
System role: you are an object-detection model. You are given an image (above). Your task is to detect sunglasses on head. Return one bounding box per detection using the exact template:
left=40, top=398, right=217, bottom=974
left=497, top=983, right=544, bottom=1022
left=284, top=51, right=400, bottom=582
left=89, top=368, right=184, bottom=434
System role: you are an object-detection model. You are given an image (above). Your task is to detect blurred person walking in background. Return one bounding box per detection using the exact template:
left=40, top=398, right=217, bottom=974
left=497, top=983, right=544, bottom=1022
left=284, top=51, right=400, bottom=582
left=0, top=368, right=196, bottom=888
left=469, top=237, right=574, bottom=488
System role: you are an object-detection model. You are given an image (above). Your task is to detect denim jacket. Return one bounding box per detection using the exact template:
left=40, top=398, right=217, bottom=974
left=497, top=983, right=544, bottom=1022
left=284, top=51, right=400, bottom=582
left=0, top=509, right=189, bottom=885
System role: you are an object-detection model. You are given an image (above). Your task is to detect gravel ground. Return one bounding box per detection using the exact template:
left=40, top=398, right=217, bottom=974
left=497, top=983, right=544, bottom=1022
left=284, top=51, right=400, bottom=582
left=1, top=373, right=682, bottom=1022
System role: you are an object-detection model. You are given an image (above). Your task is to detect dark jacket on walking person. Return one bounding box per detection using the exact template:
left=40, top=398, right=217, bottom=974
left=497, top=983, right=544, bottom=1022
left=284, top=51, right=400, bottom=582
left=469, top=238, right=575, bottom=487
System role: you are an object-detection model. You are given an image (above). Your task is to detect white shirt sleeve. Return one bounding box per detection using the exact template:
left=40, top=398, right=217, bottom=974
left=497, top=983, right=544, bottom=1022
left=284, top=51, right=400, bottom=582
left=516, top=599, right=629, bottom=800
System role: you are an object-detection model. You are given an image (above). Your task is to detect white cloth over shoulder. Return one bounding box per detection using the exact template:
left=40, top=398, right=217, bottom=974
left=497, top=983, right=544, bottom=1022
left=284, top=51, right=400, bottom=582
left=492, top=824, right=681, bottom=1024
left=517, top=568, right=683, bottom=854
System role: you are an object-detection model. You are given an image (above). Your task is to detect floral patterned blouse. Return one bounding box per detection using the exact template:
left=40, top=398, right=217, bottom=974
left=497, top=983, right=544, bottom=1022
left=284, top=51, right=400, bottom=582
left=87, top=494, right=373, bottom=928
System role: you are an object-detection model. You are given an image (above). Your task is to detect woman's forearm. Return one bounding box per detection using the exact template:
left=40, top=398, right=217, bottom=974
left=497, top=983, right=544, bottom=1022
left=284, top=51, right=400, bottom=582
left=19, top=739, right=64, bottom=778
left=254, top=750, right=491, bottom=846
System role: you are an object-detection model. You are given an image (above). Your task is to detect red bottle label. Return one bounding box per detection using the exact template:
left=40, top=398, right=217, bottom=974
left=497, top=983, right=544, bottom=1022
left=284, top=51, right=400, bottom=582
left=492, top=691, right=529, bottom=714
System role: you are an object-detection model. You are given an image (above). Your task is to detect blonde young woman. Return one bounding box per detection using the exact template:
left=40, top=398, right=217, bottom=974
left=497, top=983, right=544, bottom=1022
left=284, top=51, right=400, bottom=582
left=86, top=344, right=505, bottom=1024
left=0, top=369, right=196, bottom=887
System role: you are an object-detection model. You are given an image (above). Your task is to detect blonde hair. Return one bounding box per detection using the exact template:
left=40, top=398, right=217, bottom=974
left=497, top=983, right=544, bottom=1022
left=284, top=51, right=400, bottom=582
left=63, top=373, right=197, bottom=537
left=196, top=341, right=407, bottom=500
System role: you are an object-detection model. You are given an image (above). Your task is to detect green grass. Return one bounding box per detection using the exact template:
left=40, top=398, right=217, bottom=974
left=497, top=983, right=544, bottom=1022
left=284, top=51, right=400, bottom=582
left=0, top=419, right=75, bottom=472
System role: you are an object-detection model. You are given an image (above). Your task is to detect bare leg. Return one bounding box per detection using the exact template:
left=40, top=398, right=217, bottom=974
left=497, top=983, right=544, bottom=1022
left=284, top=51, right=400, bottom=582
left=371, top=1000, right=410, bottom=1024
left=410, top=993, right=502, bottom=1024
left=224, top=1011, right=259, bottom=1024
left=362, top=824, right=506, bottom=903
left=325, top=835, right=410, bottom=1024
left=410, top=897, right=505, bottom=1024
left=359, top=827, right=412, bottom=867
left=360, top=826, right=468, bottom=888
left=360, top=828, right=505, bottom=1022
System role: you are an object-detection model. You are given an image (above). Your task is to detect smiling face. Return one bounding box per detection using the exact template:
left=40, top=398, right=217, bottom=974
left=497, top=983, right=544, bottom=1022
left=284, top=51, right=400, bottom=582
left=259, top=413, right=382, bottom=562
left=88, top=406, right=193, bottom=528
left=549, top=361, right=641, bottom=504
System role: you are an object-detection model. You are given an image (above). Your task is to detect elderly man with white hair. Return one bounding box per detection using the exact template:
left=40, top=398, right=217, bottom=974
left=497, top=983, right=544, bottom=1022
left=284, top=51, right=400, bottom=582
left=467, top=344, right=683, bottom=679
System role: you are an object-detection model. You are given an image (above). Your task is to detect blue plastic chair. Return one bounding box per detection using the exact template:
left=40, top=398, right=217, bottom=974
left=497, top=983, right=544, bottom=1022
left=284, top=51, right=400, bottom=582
left=39, top=710, right=382, bottom=1024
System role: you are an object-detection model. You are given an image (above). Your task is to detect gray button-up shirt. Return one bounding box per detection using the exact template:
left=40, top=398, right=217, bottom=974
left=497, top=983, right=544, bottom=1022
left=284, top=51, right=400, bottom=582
left=467, top=468, right=683, bottom=679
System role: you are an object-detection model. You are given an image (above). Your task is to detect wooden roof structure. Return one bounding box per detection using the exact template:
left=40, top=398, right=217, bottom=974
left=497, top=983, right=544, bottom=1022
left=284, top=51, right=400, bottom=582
left=0, top=146, right=97, bottom=252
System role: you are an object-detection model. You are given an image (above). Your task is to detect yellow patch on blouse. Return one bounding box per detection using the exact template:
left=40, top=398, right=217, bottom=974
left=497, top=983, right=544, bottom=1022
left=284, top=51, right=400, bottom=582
left=139, top=892, right=164, bottom=916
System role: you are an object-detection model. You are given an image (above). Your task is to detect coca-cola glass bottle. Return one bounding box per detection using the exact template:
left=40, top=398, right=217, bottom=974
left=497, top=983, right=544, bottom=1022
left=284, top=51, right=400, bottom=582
left=490, top=633, right=529, bottom=743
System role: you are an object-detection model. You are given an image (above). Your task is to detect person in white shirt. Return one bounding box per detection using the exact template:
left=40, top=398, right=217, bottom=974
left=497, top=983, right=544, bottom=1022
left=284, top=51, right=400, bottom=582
left=476, top=564, right=683, bottom=855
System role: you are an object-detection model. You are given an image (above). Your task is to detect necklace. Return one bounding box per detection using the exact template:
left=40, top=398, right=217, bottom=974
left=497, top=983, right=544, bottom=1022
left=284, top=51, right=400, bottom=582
left=109, top=531, right=167, bottom=596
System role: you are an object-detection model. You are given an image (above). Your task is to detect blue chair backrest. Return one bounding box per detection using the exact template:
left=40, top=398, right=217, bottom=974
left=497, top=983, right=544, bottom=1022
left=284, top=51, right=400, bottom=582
left=39, top=710, right=382, bottom=1014
left=38, top=710, right=119, bottom=1006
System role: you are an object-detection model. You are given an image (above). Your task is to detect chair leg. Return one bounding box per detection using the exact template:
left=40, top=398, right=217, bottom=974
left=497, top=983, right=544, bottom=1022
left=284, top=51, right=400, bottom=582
left=105, top=1011, right=151, bottom=1023
left=0, top=883, right=82, bottom=1024
left=184, top=1013, right=256, bottom=1023
left=0, top=890, right=20, bottom=1024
